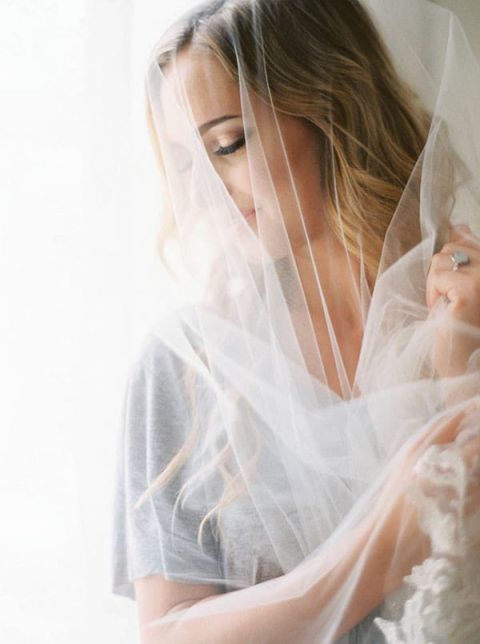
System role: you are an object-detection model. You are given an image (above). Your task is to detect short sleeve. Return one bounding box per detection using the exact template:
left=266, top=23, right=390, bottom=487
left=110, top=333, right=224, bottom=600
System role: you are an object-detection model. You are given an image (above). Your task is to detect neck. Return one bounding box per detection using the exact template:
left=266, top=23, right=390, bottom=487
left=293, top=233, right=367, bottom=333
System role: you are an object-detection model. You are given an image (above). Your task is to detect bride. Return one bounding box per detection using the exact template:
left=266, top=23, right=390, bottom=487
left=111, top=0, right=480, bottom=641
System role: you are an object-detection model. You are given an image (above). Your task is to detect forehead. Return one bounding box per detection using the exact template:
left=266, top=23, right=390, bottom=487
left=160, top=47, right=241, bottom=133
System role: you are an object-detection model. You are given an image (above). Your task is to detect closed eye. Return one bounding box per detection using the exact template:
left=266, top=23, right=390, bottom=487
left=214, top=135, right=246, bottom=157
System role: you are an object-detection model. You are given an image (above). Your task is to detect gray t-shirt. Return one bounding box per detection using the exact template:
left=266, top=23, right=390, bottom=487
left=111, top=329, right=295, bottom=599
left=110, top=326, right=383, bottom=642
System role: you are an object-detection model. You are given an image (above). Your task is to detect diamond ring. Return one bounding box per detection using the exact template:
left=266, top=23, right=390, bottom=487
left=450, top=250, right=471, bottom=272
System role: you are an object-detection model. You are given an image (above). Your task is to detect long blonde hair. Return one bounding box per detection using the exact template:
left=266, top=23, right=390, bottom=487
left=139, top=0, right=433, bottom=546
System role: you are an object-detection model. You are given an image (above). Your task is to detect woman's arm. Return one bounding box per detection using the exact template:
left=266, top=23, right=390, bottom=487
left=137, top=404, right=476, bottom=644
left=136, top=511, right=423, bottom=644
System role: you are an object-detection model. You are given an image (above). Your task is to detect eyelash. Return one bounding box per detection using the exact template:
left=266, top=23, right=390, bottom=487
left=214, top=135, right=246, bottom=157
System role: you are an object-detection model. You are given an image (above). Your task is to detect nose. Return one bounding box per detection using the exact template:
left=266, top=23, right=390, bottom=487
left=189, top=160, right=236, bottom=210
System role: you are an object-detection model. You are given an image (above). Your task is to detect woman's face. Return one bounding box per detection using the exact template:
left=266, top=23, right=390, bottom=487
left=161, top=46, right=328, bottom=253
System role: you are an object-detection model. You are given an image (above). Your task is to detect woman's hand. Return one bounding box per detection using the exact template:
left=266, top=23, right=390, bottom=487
left=427, top=223, right=480, bottom=378
left=370, top=401, right=480, bottom=592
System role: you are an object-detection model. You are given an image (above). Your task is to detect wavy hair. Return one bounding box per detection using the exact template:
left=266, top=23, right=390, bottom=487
left=139, top=0, right=434, bottom=547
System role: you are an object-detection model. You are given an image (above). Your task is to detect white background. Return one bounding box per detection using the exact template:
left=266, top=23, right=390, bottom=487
left=0, top=1, right=478, bottom=642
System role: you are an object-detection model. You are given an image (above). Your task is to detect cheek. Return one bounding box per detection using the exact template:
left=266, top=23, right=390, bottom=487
left=260, top=130, right=306, bottom=197
left=236, top=162, right=253, bottom=194
left=244, top=144, right=289, bottom=206
left=217, top=159, right=253, bottom=197
left=262, top=146, right=300, bottom=209
left=272, top=132, right=322, bottom=209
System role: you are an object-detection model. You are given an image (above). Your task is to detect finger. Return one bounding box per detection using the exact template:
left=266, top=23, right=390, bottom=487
left=415, top=403, right=478, bottom=451
left=427, top=244, right=478, bottom=310
left=428, top=253, right=460, bottom=275
left=439, top=241, right=480, bottom=263
left=426, top=265, right=474, bottom=311
left=464, top=490, right=480, bottom=518
left=460, top=434, right=480, bottom=470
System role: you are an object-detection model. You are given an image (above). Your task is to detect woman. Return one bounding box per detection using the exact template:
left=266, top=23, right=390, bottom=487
left=111, top=0, right=480, bottom=641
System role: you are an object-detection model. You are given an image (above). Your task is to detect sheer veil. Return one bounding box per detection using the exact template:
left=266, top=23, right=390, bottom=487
left=118, top=0, right=480, bottom=641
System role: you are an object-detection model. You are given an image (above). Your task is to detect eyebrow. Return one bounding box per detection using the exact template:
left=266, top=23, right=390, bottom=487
left=198, top=114, right=241, bottom=135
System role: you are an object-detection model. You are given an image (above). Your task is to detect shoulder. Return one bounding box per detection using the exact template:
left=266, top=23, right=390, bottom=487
left=128, top=304, right=197, bottom=391
left=122, top=304, right=207, bottom=447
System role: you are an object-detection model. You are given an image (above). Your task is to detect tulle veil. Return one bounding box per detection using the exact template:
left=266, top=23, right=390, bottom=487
left=113, top=1, right=480, bottom=641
